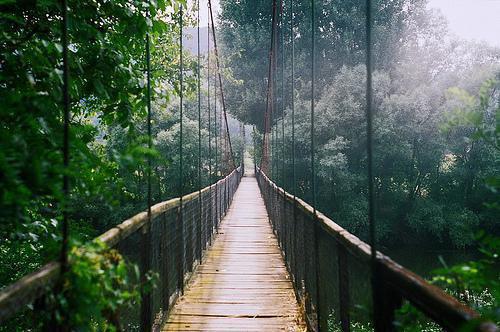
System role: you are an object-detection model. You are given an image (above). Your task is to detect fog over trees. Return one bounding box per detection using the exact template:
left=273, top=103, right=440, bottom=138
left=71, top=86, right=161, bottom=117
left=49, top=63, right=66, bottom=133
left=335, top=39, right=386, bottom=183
left=218, top=0, right=499, bottom=249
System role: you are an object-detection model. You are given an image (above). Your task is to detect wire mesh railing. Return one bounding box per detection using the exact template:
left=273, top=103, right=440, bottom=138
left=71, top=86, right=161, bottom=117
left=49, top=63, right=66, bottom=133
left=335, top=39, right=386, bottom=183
left=256, top=167, right=496, bottom=332
left=0, top=166, right=243, bottom=330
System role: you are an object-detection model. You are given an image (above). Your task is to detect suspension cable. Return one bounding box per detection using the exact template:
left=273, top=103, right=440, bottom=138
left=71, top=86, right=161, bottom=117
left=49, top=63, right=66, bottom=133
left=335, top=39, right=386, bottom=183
left=178, top=3, right=185, bottom=294
left=271, top=120, right=275, bottom=178
left=207, top=0, right=237, bottom=169
left=252, top=125, right=257, bottom=168
left=311, top=0, right=321, bottom=328
left=366, top=0, right=375, bottom=262
left=280, top=0, right=285, bottom=188
left=60, top=0, right=70, bottom=274
left=214, top=68, right=219, bottom=179
left=179, top=4, right=184, bottom=199
left=146, top=14, right=152, bottom=237
left=140, top=3, right=153, bottom=328
left=365, top=1, right=382, bottom=329
left=197, top=0, right=202, bottom=260
left=290, top=0, right=295, bottom=197
left=273, top=12, right=278, bottom=181
left=310, top=0, right=316, bottom=212
left=214, top=57, right=219, bottom=227
left=197, top=1, right=201, bottom=190
left=207, top=14, right=213, bottom=242
left=260, top=0, right=278, bottom=172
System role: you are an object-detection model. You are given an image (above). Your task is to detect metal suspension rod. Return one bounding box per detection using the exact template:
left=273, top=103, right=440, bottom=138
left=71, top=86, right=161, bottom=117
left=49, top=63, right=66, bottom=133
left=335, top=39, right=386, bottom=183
left=207, top=15, right=213, bottom=243
left=214, top=75, right=218, bottom=168
left=197, top=0, right=202, bottom=261
left=141, top=3, right=153, bottom=328
left=145, top=10, right=152, bottom=247
left=271, top=121, right=274, bottom=179
left=366, top=2, right=384, bottom=330
left=197, top=1, right=202, bottom=190
left=214, top=60, right=219, bottom=228
left=55, top=6, right=71, bottom=327
left=260, top=0, right=278, bottom=172
left=310, top=0, right=322, bottom=330
left=288, top=0, right=302, bottom=307
left=280, top=0, right=285, bottom=189
left=146, top=20, right=152, bottom=246
left=290, top=0, right=295, bottom=197
left=207, top=0, right=237, bottom=169
left=272, top=10, right=278, bottom=182
left=60, top=0, right=70, bottom=274
left=280, top=0, right=286, bottom=261
left=310, top=0, right=316, bottom=212
left=253, top=125, right=257, bottom=169
left=178, top=3, right=185, bottom=294
left=365, top=0, right=382, bottom=328
left=179, top=5, right=184, bottom=200
left=366, top=0, right=375, bottom=263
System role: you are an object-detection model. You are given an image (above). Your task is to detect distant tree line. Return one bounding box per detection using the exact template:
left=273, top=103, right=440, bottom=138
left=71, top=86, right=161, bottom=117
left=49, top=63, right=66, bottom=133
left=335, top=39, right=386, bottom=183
left=219, top=0, right=500, bottom=248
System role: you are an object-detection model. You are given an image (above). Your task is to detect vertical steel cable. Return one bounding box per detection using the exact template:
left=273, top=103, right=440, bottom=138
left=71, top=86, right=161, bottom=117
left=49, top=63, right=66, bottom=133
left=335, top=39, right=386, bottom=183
left=56, top=1, right=70, bottom=328
left=261, top=0, right=278, bottom=173
left=273, top=11, right=278, bottom=184
left=197, top=0, right=202, bottom=261
left=290, top=0, right=295, bottom=198
left=253, top=125, right=257, bottom=170
left=310, top=0, right=316, bottom=212
left=310, top=0, right=322, bottom=329
left=141, top=2, right=153, bottom=328
left=289, top=0, right=300, bottom=294
left=280, top=0, right=285, bottom=189
left=207, top=15, right=213, bottom=244
left=366, top=0, right=375, bottom=263
left=60, top=0, right=70, bottom=274
left=366, top=0, right=381, bottom=329
left=218, top=92, right=223, bottom=220
left=146, top=15, right=152, bottom=258
left=276, top=122, right=279, bottom=183
left=178, top=3, right=185, bottom=294
left=271, top=121, right=274, bottom=179
left=241, top=122, right=245, bottom=168
left=214, top=62, right=219, bottom=230
left=208, top=0, right=237, bottom=169
left=274, top=121, right=277, bottom=181
left=280, top=0, right=286, bottom=261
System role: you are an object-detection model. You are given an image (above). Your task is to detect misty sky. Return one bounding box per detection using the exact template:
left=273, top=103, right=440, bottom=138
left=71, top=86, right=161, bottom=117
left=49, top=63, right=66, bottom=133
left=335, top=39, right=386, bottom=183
left=428, top=0, right=500, bottom=46
left=196, top=0, right=500, bottom=47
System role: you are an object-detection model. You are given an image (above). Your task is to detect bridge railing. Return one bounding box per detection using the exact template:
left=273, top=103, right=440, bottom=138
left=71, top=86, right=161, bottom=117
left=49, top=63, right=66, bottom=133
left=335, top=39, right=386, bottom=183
left=0, top=166, right=243, bottom=330
left=256, top=168, right=495, bottom=332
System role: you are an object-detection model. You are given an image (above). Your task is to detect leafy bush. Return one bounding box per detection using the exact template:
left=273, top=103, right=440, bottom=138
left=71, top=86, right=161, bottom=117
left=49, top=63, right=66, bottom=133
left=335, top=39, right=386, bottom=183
left=49, top=241, right=155, bottom=331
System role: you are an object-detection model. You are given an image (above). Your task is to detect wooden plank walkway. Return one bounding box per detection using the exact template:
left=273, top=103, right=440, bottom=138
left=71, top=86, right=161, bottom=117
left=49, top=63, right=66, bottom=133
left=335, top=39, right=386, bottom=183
left=162, top=170, right=306, bottom=331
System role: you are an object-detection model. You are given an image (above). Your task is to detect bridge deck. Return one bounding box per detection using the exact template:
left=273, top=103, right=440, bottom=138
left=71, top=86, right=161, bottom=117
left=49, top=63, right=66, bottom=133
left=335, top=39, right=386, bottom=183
left=162, top=172, right=306, bottom=331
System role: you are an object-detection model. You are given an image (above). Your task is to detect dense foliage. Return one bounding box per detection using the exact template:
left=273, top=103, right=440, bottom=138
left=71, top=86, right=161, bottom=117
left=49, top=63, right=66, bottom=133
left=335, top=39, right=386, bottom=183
left=221, top=0, right=499, bottom=329
left=0, top=0, right=498, bottom=328
left=219, top=0, right=500, bottom=249
left=0, top=0, right=244, bottom=327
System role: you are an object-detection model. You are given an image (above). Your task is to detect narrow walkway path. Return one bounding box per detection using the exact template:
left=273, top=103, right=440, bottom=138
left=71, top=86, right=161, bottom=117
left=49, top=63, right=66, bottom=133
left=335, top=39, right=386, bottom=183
left=162, top=170, right=305, bottom=331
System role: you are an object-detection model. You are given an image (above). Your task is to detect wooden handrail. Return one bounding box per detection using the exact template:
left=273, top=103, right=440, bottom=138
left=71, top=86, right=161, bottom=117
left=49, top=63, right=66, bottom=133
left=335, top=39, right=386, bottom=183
left=0, top=166, right=242, bottom=323
left=256, top=168, right=497, bottom=331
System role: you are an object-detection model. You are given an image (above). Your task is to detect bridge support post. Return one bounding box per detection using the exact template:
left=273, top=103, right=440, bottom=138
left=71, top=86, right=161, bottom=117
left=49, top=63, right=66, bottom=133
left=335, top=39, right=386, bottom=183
left=337, top=244, right=350, bottom=332
left=176, top=205, right=185, bottom=295
left=373, top=265, right=402, bottom=332
left=313, top=221, right=321, bottom=332
left=140, top=225, right=152, bottom=331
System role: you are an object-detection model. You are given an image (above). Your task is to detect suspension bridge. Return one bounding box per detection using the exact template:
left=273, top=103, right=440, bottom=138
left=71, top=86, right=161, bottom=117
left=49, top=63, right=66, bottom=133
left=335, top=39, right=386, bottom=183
left=0, top=0, right=497, bottom=331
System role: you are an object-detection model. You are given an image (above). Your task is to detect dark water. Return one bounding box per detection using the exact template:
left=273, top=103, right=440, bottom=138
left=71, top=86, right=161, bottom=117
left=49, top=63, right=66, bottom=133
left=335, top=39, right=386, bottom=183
left=334, top=247, right=487, bottom=330
left=386, top=247, right=482, bottom=279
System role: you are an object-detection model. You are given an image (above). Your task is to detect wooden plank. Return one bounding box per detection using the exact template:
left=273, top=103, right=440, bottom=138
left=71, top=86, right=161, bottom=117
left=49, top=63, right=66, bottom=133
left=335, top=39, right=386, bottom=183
left=163, top=174, right=306, bottom=331
left=164, top=317, right=300, bottom=331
